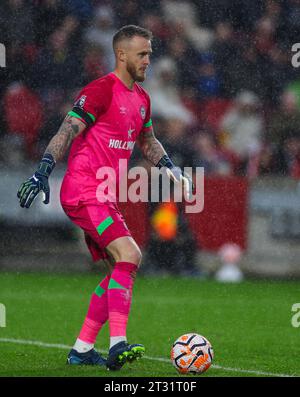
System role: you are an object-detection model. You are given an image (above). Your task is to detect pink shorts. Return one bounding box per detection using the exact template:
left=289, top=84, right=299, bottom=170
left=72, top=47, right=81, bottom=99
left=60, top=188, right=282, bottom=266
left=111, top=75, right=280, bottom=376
left=62, top=202, right=132, bottom=262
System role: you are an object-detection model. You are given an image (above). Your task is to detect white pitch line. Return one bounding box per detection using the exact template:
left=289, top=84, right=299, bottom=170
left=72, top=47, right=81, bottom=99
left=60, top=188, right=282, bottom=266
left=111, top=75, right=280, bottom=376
left=0, top=337, right=296, bottom=378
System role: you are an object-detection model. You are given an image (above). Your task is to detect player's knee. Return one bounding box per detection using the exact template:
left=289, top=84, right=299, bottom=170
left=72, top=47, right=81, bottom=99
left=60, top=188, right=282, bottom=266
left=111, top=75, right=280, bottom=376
left=107, top=238, right=142, bottom=266
left=123, top=246, right=142, bottom=267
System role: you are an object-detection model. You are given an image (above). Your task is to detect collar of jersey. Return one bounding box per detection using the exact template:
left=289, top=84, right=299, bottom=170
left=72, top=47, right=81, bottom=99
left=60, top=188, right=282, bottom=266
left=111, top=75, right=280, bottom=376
left=110, top=72, right=136, bottom=92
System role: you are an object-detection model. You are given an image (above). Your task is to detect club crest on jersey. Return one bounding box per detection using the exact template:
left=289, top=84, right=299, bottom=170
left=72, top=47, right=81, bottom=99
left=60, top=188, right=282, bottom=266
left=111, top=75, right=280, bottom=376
left=140, top=105, right=146, bottom=120
left=74, top=95, right=86, bottom=109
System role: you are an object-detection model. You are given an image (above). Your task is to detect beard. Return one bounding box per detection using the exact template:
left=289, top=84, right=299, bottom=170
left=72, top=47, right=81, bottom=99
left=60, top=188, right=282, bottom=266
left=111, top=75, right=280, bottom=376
left=126, top=62, right=146, bottom=82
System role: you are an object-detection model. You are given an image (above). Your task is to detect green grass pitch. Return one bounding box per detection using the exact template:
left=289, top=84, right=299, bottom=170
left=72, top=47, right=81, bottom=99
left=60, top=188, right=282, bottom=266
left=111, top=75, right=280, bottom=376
left=0, top=272, right=299, bottom=377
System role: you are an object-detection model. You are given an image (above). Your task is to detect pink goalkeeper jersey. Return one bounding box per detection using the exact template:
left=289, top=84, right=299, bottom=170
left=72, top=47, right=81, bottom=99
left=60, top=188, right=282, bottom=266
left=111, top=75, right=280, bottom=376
left=60, top=72, right=152, bottom=206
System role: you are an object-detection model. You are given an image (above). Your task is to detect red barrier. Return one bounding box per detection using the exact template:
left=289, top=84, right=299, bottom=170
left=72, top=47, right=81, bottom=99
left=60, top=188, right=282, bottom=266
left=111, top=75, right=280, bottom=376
left=119, top=177, right=249, bottom=252
left=185, top=177, right=249, bottom=251
left=118, top=200, right=150, bottom=249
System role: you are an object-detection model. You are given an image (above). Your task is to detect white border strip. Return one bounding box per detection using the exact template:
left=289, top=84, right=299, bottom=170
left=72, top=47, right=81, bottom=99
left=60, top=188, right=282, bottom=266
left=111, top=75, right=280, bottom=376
left=0, top=337, right=296, bottom=377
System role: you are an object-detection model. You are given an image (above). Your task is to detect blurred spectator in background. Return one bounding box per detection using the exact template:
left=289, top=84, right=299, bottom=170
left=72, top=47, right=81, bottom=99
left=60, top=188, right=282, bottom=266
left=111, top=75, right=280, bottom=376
left=229, top=42, right=269, bottom=100
left=142, top=115, right=200, bottom=276
left=192, top=131, right=234, bottom=176
left=114, top=0, right=141, bottom=27
left=145, top=200, right=201, bottom=276
left=198, top=97, right=233, bottom=133
left=275, top=134, right=300, bottom=178
left=283, top=0, right=300, bottom=42
left=220, top=90, right=264, bottom=174
left=226, top=0, right=265, bottom=32
left=3, top=82, right=43, bottom=160
left=141, top=13, right=169, bottom=60
left=158, top=118, right=194, bottom=169
left=267, top=91, right=300, bottom=177
left=63, top=0, right=93, bottom=23
left=252, top=15, right=291, bottom=103
left=0, top=0, right=35, bottom=46
left=145, top=57, right=195, bottom=125
left=215, top=243, right=244, bottom=283
left=33, top=0, right=68, bottom=46
left=211, top=21, right=239, bottom=98
left=266, top=42, right=291, bottom=104
left=84, top=5, right=116, bottom=71
left=162, top=0, right=214, bottom=52
left=264, top=0, right=283, bottom=26
left=267, top=91, right=300, bottom=148
left=31, top=27, right=83, bottom=92
left=196, top=53, right=221, bottom=100
left=193, top=0, right=234, bottom=29
left=166, top=36, right=198, bottom=91
left=253, top=16, right=276, bottom=57
left=82, top=44, right=108, bottom=84
left=27, top=23, right=83, bottom=156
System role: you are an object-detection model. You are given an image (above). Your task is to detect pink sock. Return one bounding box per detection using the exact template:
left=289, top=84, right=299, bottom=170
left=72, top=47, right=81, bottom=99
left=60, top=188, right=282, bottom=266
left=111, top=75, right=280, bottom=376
left=107, top=262, right=138, bottom=337
left=78, top=275, right=110, bottom=344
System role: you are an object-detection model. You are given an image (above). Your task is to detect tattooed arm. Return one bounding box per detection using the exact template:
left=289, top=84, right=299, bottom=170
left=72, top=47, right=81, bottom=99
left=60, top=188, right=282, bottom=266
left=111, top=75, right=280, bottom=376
left=137, top=127, right=167, bottom=166
left=44, top=115, right=86, bottom=162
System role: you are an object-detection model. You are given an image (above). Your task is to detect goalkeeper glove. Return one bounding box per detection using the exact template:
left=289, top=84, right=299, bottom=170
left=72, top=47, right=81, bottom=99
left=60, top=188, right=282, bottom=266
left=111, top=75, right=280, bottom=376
left=17, top=153, right=55, bottom=208
left=156, top=155, right=195, bottom=200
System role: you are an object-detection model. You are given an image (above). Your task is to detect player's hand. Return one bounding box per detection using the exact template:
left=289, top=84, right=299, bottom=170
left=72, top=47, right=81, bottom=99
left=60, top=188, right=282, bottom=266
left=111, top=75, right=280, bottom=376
left=17, top=171, right=50, bottom=208
left=165, top=167, right=195, bottom=200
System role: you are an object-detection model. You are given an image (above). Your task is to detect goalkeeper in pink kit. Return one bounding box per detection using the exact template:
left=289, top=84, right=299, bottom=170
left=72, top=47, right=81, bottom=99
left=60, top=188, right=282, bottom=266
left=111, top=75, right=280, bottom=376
left=17, top=25, right=193, bottom=370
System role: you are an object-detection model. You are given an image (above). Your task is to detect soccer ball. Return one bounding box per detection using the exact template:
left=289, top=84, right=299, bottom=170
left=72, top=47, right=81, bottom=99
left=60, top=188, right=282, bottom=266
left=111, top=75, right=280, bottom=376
left=171, top=333, right=214, bottom=374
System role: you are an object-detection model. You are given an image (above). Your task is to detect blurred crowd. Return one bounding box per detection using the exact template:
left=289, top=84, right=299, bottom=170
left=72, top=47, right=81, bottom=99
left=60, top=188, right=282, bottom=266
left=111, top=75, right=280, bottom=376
left=1, top=0, right=300, bottom=178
